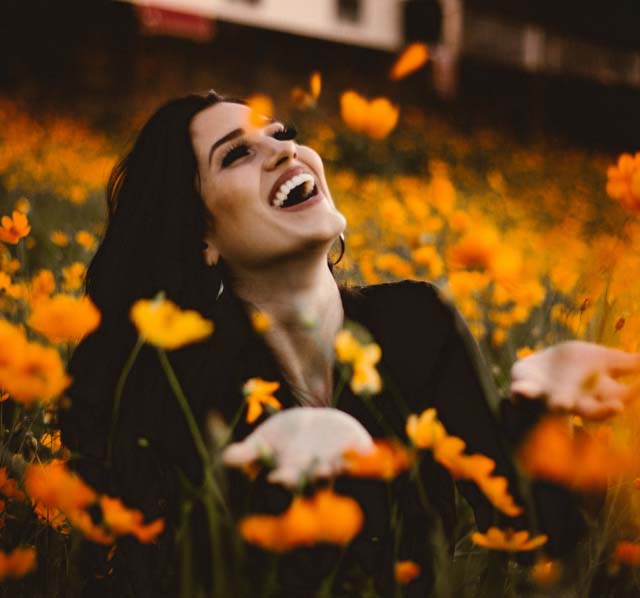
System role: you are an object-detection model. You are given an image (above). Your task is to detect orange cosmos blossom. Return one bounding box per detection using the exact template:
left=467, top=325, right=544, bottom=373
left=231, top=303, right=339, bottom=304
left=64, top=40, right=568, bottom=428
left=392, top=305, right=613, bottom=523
left=340, top=91, right=399, bottom=140
left=614, top=541, right=640, bottom=566
left=246, top=94, right=274, bottom=128
left=243, top=378, right=282, bottom=424
left=28, top=269, right=56, bottom=304
left=130, top=297, right=214, bottom=350
left=0, top=210, right=31, bottom=244
left=343, top=439, right=414, bottom=481
left=390, top=42, right=429, bottom=80
left=75, top=230, right=97, bottom=251
left=99, top=496, right=165, bottom=543
left=518, top=417, right=633, bottom=490
left=61, top=261, right=86, bottom=292
left=394, top=560, right=421, bottom=584
left=606, top=152, right=640, bottom=213
left=49, top=230, right=70, bottom=247
left=291, top=71, right=322, bottom=109
left=239, top=488, right=363, bottom=552
left=28, top=294, right=101, bottom=344
left=0, top=547, right=36, bottom=581
left=334, top=328, right=383, bottom=395
left=472, top=527, right=547, bottom=552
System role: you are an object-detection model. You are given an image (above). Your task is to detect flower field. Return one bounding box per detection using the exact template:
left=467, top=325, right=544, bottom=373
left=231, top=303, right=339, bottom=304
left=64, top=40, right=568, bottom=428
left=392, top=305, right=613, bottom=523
left=1, top=45, right=640, bottom=595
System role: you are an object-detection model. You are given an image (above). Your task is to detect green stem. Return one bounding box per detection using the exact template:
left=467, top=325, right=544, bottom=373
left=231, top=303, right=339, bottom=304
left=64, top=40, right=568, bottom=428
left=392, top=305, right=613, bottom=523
left=331, top=364, right=350, bottom=408
left=157, top=348, right=228, bottom=597
left=107, top=336, right=143, bottom=467
left=221, top=401, right=246, bottom=447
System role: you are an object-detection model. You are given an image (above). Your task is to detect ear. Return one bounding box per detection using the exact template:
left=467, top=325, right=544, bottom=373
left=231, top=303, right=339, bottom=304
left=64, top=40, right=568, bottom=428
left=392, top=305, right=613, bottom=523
left=202, top=234, right=221, bottom=267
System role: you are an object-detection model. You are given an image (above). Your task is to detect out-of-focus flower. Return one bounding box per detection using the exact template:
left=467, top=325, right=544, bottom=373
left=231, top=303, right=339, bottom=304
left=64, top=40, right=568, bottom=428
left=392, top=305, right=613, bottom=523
left=411, top=246, right=444, bottom=278
left=390, top=42, right=429, bottom=80
left=130, top=297, right=214, bottom=350
left=0, top=322, right=70, bottom=405
left=471, top=527, right=548, bottom=552
left=14, top=197, right=30, bottom=214
left=239, top=488, right=363, bottom=552
left=250, top=311, right=272, bottom=333
left=291, top=71, right=322, bottom=109
left=75, top=230, right=97, bottom=251
left=28, top=294, right=101, bottom=344
left=61, top=261, right=86, bottom=291
left=340, top=91, right=399, bottom=140
left=0, top=467, right=25, bottom=501
left=335, top=328, right=382, bottom=395
left=606, top=152, right=640, bottom=213
left=223, top=407, right=374, bottom=488
left=343, top=439, right=414, bottom=480
left=99, top=496, right=164, bottom=543
left=246, top=94, right=274, bottom=128
left=29, top=270, right=56, bottom=304
left=243, top=378, right=282, bottom=424
left=406, top=408, right=447, bottom=449
left=531, top=558, right=561, bottom=585
left=0, top=211, right=30, bottom=244
left=375, top=253, right=414, bottom=279
left=0, top=547, right=36, bottom=581
left=50, top=231, right=70, bottom=247
left=40, top=430, right=62, bottom=454
left=518, top=417, right=633, bottom=490
left=614, top=541, right=640, bottom=566
left=394, top=560, right=421, bottom=584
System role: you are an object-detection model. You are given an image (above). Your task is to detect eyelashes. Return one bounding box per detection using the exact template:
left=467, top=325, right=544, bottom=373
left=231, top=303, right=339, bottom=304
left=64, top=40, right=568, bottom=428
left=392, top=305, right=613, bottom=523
left=220, top=124, right=298, bottom=168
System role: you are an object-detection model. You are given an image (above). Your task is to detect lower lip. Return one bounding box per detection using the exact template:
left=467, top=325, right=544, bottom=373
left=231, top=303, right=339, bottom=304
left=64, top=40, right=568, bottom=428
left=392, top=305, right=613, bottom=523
left=274, top=189, right=324, bottom=212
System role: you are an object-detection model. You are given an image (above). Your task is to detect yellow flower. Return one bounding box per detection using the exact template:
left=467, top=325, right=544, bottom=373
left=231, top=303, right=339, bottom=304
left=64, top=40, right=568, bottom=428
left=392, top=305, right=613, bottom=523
left=14, top=197, right=31, bottom=214
left=49, top=231, right=70, bottom=247
left=335, top=329, right=382, bottom=395
left=394, top=560, right=421, bottom=584
left=0, top=210, right=31, bottom=244
left=390, top=42, right=429, bottom=80
left=243, top=378, right=282, bottom=424
left=28, top=294, right=101, bottom=344
left=0, top=547, right=36, bottom=581
left=606, top=152, right=640, bottom=213
left=75, top=230, right=97, bottom=251
left=411, top=246, right=444, bottom=278
left=239, top=488, right=363, bottom=552
left=406, top=408, right=446, bottom=449
left=291, top=71, right=322, bottom=109
left=340, top=91, right=399, bottom=140
left=130, top=297, right=214, bottom=350
left=471, top=527, right=548, bottom=552
left=62, top=261, right=86, bottom=291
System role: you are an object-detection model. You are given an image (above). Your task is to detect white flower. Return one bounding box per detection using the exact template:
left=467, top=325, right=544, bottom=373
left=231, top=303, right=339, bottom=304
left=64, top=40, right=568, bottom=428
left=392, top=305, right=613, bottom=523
left=222, top=407, right=374, bottom=488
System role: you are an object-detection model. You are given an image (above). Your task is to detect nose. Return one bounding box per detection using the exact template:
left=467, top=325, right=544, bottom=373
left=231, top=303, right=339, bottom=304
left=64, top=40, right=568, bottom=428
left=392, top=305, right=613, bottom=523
left=263, top=137, right=297, bottom=171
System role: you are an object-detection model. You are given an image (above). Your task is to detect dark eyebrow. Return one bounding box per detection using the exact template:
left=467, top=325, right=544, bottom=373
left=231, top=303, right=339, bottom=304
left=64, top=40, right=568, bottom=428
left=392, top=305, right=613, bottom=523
left=208, top=128, right=244, bottom=166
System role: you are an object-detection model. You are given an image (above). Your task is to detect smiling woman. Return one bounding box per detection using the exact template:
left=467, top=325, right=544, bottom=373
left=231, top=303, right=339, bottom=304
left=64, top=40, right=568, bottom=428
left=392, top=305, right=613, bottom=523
left=59, top=90, right=635, bottom=598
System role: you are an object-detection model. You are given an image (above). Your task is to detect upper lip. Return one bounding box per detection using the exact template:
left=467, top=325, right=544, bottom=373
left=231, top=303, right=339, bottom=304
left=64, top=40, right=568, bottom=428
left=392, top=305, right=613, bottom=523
left=268, top=165, right=316, bottom=206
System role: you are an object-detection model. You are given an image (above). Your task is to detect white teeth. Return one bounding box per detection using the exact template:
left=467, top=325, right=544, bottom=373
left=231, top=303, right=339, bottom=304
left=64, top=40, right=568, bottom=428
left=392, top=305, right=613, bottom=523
left=271, top=173, right=316, bottom=208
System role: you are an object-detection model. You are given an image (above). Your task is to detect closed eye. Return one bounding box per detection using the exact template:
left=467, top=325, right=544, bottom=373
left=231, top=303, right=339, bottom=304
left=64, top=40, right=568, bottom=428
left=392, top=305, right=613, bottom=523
left=220, top=124, right=298, bottom=168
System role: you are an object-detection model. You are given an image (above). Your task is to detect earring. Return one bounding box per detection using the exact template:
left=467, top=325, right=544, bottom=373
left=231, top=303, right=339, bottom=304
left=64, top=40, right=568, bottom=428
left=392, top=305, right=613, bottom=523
left=330, top=232, right=345, bottom=266
left=216, top=279, right=224, bottom=301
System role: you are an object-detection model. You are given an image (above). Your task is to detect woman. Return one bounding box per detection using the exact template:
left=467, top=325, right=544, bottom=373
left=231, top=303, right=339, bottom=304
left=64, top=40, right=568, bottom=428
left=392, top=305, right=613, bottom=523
left=60, top=91, right=639, bottom=597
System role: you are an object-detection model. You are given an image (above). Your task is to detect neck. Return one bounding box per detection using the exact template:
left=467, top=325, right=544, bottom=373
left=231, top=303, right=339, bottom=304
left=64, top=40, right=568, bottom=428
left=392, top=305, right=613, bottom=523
left=229, top=252, right=344, bottom=406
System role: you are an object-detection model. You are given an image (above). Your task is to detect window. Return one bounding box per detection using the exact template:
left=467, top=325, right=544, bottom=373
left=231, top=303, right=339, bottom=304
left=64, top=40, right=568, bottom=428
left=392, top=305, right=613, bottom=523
left=336, top=0, right=362, bottom=23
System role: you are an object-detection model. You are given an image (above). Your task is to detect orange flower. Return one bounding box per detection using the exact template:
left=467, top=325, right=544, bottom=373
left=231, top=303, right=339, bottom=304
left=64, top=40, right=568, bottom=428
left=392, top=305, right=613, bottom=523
left=343, top=439, right=414, bottom=480
left=130, top=297, right=214, bottom=350
left=40, top=430, right=62, bottom=453
left=394, top=560, right=421, bottom=584
left=531, top=558, right=561, bottom=585
left=614, top=541, right=640, bottom=566
left=246, top=94, right=274, bottom=128
left=239, top=489, right=363, bottom=552
left=75, top=230, right=97, bottom=251
left=0, top=547, right=36, bottom=581
left=340, top=91, right=399, bottom=140
left=99, top=496, right=164, bottom=543
left=29, top=270, right=56, bottom=304
left=390, top=42, right=429, bottom=80
left=606, top=152, right=640, bottom=213
left=25, top=460, right=96, bottom=514
left=334, top=328, right=382, bottom=395
left=471, top=527, right=547, bottom=552
left=518, top=417, right=632, bottom=490
left=243, top=378, right=282, bottom=424
left=28, top=294, right=101, bottom=344
left=62, top=261, right=87, bottom=291
left=0, top=211, right=30, bottom=244
left=250, top=310, right=272, bottom=333
left=291, top=71, right=322, bottom=109
left=49, top=231, right=70, bottom=247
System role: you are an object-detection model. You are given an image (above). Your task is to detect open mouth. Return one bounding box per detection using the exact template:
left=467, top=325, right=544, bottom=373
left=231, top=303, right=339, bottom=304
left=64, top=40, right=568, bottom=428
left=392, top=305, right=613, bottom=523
left=270, top=172, right=319, bottom=209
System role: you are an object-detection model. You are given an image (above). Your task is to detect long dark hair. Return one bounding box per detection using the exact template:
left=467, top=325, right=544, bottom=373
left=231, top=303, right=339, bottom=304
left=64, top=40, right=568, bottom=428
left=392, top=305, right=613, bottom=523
left=60, top=91, right=255, bottom=596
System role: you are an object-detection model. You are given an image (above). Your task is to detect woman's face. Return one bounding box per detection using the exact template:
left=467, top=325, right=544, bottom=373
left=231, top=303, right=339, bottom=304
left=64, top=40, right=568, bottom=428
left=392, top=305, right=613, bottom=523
left=190, top=101, right=346, bottom=271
